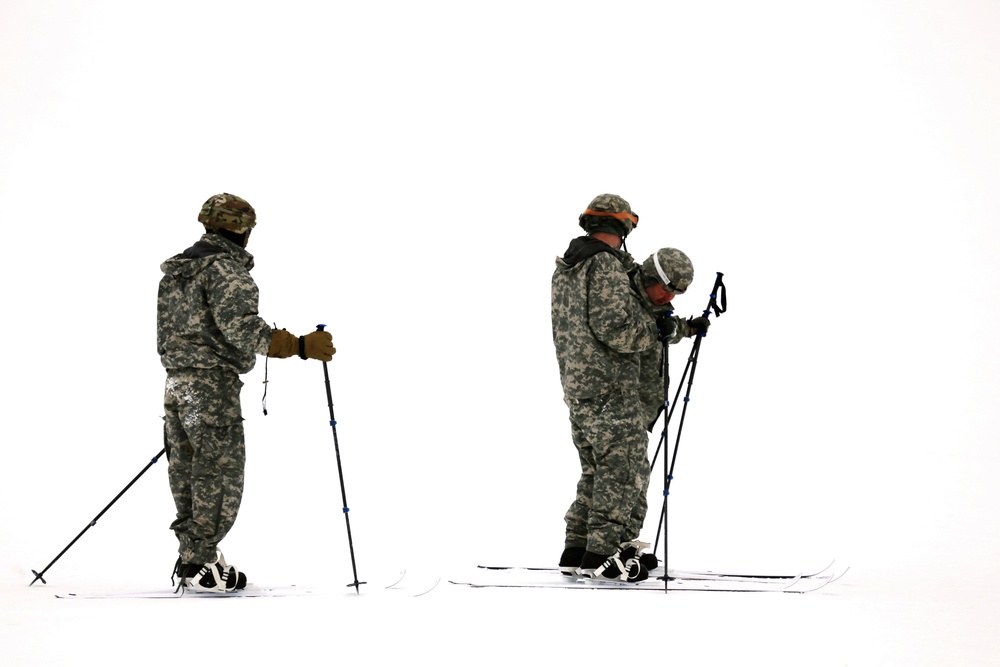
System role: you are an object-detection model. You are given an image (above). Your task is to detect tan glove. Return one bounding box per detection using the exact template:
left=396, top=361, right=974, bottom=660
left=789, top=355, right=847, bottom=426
left=267, top=329, right=299, bottom=358
left=299, top=330, right=335, bottom=361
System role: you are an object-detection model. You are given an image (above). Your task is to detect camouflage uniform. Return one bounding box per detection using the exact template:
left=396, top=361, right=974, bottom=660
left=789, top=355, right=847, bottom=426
left=629, top=249, right=698, bottom=539
left=634, top=247, right=695, bottom=431
left=635, top=297, right=691, bottom=431
left=157, top=232, right=272, bottom=565
left=552, top=236, right=659, bottom=556
left=626, top=293, right=688, bottom=538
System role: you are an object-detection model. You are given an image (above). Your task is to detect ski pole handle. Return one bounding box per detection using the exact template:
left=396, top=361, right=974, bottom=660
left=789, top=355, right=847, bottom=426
left=316, top=324, right=326, bottom=332
left=703, top=272, right=727, bottom=320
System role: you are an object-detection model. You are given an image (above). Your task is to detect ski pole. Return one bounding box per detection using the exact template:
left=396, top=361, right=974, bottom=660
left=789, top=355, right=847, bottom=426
left=659, top=327, right=672, bottom=592
left=316, top=324, right=365, bottom=594
left=648, top=361, right=692, bottom=472
left=650, top=271, right=728, bottom=473
left=654, top=272, right=727, bottom=592
left=30, top=448, right=166, bottom=585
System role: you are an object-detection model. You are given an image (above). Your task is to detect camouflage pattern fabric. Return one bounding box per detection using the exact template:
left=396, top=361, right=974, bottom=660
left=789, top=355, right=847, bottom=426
left=640, top=247, right=694, bottom=294
left=157, top=231, right=270, bottom=566
left=551, top=238, right=658, bottom=400
left=552, top=236, right=659, bottom=555
left=578, top=193, right=638, bottom=238
left=157, top=233, right=272, bottom=374
left=562, top=385, right=650, bottom=554
left=163, top=369, right=245, bottom=565
left=637, top=345, right=666, bottom=432
left=198, top=193, right=257, bottom=233
left=634, top=273, right=691, bottom=431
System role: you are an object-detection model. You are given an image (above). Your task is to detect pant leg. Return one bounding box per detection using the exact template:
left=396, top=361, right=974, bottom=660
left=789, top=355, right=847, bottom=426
left=626, top=444, right=651, bottom=542
left=164, top=369, right=245, bottom=564
left=563, top=419, right=595, bottom=551
left=565, top=386, right=647, bottom=555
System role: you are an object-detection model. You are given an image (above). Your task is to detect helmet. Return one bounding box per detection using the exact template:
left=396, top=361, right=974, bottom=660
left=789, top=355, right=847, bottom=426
left=642, top=247, right=693, bottom=294
left=198, top=193, right=256, bottom=233
left=578, top=194, right=638, bottom=238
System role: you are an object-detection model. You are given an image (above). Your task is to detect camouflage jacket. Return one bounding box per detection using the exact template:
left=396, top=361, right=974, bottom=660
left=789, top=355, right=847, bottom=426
left=551, top=236, right=659, bottom=401
left=157, top=233, right=272, bottom=374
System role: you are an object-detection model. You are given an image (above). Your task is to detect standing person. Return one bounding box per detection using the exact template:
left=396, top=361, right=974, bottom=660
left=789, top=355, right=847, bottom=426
left=551, top=194, right=661, bottom=583
left=157, top=193, right=335, bottom=593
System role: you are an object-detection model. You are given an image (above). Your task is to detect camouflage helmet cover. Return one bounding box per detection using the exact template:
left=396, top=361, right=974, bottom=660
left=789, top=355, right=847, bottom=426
left=578, top=193, right=638, bottom=238
left=642, top=247, right=694, bottom=294
left=198, top=193, right=256, bottom=233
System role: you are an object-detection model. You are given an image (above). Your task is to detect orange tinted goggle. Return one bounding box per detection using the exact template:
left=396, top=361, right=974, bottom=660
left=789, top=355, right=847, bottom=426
left=582, top=209, right=639, bottom=227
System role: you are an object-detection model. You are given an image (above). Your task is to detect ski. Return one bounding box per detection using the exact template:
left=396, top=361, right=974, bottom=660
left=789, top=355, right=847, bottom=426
left=451, top=573, right=822, bottom=594
left=477, top=560, right=839, bottom=583
left=668, top=560, right=838, bottom=581
left=54, top=571, right=444, bottom=599
left=455, top=566, right=846, bottom=593
left=55, top=585, right=315, bottom=599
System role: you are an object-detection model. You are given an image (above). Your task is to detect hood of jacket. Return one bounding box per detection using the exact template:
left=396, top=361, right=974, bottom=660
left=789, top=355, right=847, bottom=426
left=555, top=235, right=642, bottom=278
left=160, top=233, right=255, bottom=279
left=557, top=235, right=623, bottom=268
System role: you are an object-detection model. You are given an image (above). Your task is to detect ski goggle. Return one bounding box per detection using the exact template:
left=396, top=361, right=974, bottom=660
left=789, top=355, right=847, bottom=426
left=582, top=208, right=639, bottom=228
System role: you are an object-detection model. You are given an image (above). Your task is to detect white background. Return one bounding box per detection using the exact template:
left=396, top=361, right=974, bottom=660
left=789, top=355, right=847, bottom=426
left=2, top=1, right=998, bottom=665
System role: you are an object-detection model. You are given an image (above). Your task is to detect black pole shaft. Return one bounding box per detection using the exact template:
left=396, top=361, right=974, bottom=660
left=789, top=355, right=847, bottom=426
left=649, top=355, right=694, bottom=472
left=29, top=448, right=166, bottom=585
left=655, top=336, right=704, bottom=592
left=652, top=342, right=699, bottom=543
left=316, top=325, right=364, bottom=593
left=662, top=338, right=670, bottom=593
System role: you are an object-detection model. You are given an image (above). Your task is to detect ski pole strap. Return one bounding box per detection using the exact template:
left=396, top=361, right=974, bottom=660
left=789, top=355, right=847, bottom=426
left=707, top=272, right=727, bottom=318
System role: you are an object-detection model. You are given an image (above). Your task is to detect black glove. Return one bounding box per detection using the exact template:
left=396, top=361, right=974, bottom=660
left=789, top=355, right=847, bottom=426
left=687, top=316, right=711, bottom=337
left=656, top=313, right=676, bottom=342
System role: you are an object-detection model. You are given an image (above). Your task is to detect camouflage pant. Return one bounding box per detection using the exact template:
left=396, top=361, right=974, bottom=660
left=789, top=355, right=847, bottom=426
left=163, top=368, right=245, bottom=565
left=563, top=385, right=651, bottom=555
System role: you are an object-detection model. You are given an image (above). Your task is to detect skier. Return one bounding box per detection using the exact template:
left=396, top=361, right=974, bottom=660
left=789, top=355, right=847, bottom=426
left=634, top=247, right=708, bottom=431
left=551, top=194, right=706, bottom=583
left=157, top=193, right=335, bottom=592
left=628, top=247, right=709, bottom=550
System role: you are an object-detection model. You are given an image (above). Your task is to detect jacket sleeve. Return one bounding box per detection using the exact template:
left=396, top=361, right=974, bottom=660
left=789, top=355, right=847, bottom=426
left=586, top=254, right=658, bottom=354
left=662, top=314, right=690, bottom=345
left=203, top=258, right=273, bottom=356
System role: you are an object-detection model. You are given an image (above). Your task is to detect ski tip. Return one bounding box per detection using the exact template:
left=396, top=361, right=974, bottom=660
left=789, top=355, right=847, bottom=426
left=413, top=578, right=441, bottom=597
left=385, top=570, right=407, bottom=589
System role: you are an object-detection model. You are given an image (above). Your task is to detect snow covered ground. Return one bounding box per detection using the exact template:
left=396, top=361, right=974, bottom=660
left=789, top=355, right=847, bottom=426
left=2, top=1, right=999, bottom=665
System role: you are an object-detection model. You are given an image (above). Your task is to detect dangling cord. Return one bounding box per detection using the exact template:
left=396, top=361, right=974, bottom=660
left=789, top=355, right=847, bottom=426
left=262, top=356, right=269, bottom=416
left=262, top=324, right=275, bottom=416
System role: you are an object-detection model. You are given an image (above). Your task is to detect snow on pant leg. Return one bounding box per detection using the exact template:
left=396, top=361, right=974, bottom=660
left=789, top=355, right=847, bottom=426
left=163, top=369, right=245, bottom=565
left=566, top=387, right=646, bottom=555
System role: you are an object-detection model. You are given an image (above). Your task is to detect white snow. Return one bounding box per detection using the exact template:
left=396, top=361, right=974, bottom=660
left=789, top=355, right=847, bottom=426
left=2, top=1, right=999, bottom=665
